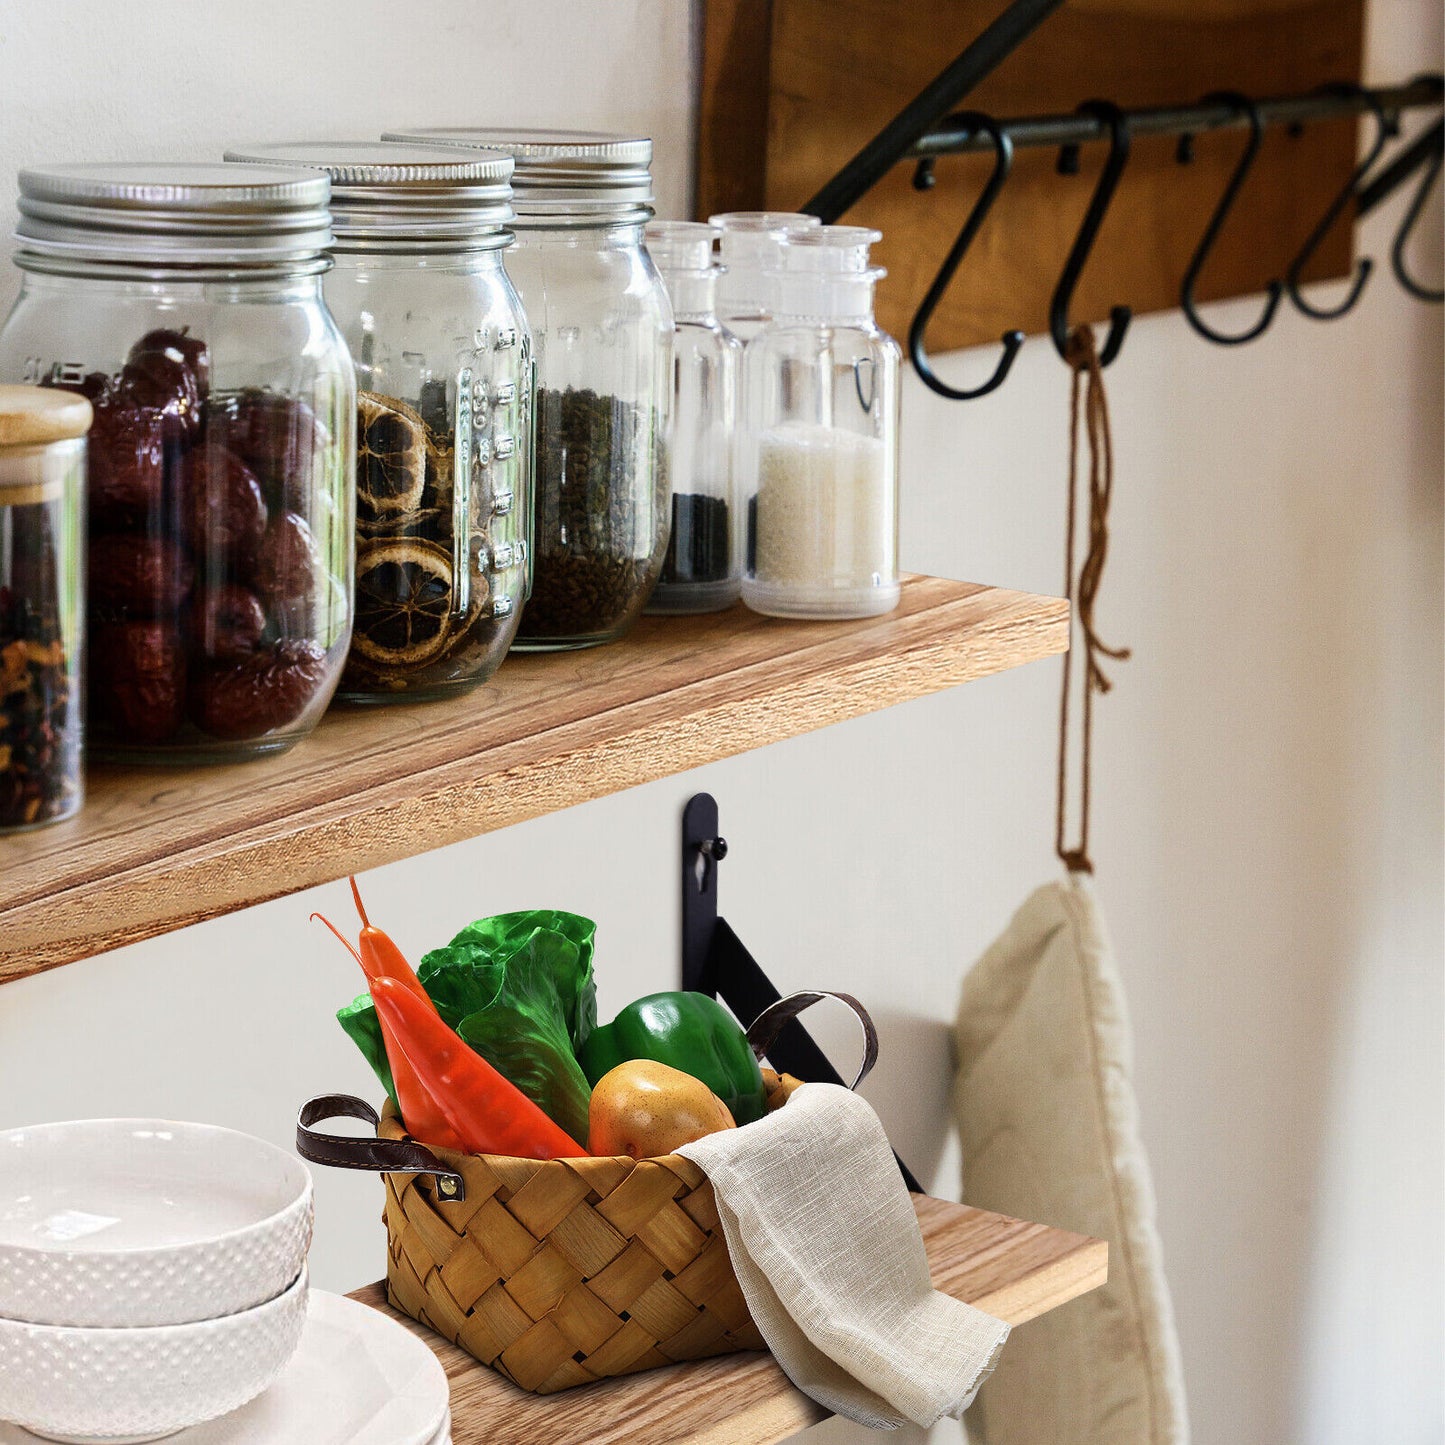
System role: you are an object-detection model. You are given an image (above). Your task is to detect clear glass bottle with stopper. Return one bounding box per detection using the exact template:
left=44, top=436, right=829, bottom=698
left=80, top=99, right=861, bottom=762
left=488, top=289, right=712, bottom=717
left=709, top=212, right=820, bottom=341
left=740, top=225, right=900, bottom=621
left=645, top=221, right=742, bottom=615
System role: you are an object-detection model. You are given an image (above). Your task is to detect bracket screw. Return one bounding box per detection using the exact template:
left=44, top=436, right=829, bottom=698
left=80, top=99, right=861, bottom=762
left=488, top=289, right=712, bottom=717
left=700, top=836, right=728, bottom=860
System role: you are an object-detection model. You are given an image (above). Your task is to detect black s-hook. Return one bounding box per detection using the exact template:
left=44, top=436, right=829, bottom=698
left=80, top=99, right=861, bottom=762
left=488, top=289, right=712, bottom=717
left=908, top=114, right=1025, bottom=400
left=1180, top=92, right=1285, bottom=344
left=1390, top=118, right=1443, bottom=302
left=1285, top=84, right=1395, bottom=320
left=1051, top=101, right=1133, bottom=366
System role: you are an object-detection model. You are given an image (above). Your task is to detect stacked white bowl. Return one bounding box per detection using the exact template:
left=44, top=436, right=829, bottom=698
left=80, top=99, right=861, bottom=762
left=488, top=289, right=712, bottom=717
left=0, top=1120, right=313, bottom=1444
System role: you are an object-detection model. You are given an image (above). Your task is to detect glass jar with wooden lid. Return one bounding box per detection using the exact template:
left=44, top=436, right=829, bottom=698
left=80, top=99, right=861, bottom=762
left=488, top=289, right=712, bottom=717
left=0, top=384, right=91, bottom=829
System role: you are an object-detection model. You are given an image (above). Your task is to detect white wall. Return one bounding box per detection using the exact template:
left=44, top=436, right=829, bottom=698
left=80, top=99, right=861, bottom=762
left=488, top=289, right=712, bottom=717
left=0, top=4, right=1440, bottom=1443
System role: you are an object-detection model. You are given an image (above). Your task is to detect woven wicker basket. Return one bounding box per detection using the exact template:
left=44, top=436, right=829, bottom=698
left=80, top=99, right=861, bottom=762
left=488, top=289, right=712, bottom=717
left=377, top=1108, right=764, bottom=1393
left=298, top=989, right=876, bottom=1393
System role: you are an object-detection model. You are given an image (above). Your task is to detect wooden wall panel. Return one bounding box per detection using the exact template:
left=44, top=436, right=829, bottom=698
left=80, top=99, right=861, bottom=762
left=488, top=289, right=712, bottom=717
left=696, top=0, right=1365, bottom=353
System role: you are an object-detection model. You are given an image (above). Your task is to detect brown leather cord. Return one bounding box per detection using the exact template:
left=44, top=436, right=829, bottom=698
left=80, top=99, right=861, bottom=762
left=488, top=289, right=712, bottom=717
left=1056, top=326, right=1131, bottom=875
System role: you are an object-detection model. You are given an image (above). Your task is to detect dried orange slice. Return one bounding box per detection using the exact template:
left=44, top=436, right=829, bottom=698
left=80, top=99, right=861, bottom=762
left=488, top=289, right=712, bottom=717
left=351, top=538, right=455, bottom=669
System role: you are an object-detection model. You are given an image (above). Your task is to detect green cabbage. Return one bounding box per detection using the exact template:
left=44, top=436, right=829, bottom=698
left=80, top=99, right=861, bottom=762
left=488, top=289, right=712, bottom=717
left=336, top=910, right=597, bottom=1146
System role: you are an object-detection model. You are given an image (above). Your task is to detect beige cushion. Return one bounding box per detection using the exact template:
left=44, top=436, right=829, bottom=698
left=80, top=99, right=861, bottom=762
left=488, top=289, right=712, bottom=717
left=954, top=876, right=1189, bottom=1445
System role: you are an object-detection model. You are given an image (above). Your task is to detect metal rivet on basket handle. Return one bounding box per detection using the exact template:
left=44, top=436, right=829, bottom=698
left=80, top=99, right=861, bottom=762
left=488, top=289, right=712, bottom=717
left=296, top=1093, right=466, bottom=1202
left=744, top=991, right=879, bottom=1089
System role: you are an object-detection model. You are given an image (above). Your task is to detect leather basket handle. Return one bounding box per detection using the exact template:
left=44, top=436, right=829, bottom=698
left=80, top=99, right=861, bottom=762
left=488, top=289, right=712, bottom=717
left=745, top=991, right=879, bottom=1089
left=296, top=1094, right=466, bottom=1202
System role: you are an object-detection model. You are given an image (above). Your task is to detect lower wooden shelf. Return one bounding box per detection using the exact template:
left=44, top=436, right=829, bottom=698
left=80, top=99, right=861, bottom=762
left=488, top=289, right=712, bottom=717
left=350, top=1195, right=1106, bottom=1445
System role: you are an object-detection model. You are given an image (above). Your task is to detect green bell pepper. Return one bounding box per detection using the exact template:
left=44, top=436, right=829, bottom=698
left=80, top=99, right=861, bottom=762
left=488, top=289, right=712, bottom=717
left=579, top=991, right=767, bottom=1125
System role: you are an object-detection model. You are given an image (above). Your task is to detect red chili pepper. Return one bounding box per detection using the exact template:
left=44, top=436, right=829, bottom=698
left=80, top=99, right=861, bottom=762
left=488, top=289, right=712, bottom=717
left=350, top=876, right=433, bottom=1007
left=370, top=976, right=589, bottom=1160
left=313, top=911, right=464, bottom=1153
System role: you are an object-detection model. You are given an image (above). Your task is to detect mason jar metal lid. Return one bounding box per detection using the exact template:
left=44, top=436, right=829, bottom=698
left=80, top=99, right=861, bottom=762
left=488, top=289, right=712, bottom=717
left=223, top=143, right=514, bottom=250
left=382, top=128, right=653, bottom=214
left=14, top=164, right=333, bottom=269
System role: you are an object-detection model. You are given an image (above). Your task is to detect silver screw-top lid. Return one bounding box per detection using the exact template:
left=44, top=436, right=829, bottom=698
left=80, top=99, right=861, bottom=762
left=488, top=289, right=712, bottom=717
left=223, top=143, right=515, bottom=250
left=14, top=163, right=333, bottom=270
left=382, top=128, right=653, bottom=216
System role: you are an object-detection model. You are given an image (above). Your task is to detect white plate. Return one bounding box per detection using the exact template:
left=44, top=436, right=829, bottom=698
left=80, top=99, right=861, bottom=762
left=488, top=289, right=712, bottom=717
left=0, top=1291, right=449, bottom=1445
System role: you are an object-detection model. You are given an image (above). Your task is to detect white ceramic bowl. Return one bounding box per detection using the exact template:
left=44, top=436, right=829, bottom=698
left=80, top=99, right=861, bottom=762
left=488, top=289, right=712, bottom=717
left=0, top=1266, right=308, bottom=1443
left=0, top=1120, right=313, bottom=1327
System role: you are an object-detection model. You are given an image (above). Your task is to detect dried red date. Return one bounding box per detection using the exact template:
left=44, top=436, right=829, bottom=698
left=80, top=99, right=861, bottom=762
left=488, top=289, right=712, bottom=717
left=90, top=620, right=186, bottom=744
left=86, top=393, right=178, bottom=532
left=89, top=535, right=194, bottom=618
left=192, top=585, right=267, bottom=662
left=181, top=448, right=268, bottom=580
left=253, top=510, right=322, bottom=624
left=191, top=639, right=328, bottom=740
left=122, top=329, right=208, bottom=444
left=209, top=389, right=322, bottom=508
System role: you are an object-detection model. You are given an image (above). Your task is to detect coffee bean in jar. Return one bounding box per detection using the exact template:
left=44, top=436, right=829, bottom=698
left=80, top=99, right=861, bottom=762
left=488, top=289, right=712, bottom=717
left=0, top=164, right=356, bottom=763
left=381, top=129, right=674, bottom=651
left=521, top=386, right=669, bottom=644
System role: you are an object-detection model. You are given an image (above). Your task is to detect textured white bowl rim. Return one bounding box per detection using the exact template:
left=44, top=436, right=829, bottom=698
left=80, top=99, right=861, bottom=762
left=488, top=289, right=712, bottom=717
left=0, top=1269, right=310, bottom=1442
left=0, top=1266, right=308, bottom=1345
left=0, top=1118, right=312, bottom=1262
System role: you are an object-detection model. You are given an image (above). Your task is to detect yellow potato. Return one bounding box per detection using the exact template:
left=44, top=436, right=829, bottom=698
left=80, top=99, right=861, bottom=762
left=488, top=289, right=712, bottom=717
left=760, top=1066, right=805, bottom=1112
left=587, top=1059, right=736, bottom=1159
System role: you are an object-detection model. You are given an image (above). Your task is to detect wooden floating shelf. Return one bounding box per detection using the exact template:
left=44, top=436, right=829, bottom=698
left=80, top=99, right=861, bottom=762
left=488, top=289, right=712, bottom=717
left=352, top=1193, right=1107, bottom=1445
left=0, top=575, right=1067, bottom=983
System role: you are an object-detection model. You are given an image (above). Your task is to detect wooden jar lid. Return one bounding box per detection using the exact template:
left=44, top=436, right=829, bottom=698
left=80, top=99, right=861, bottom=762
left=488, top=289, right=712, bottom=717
left=0, top=384, right=93, bottom=447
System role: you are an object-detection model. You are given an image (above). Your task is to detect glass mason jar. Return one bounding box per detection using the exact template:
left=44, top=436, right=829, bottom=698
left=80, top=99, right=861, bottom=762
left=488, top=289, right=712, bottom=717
left=0, top=385, right=90, bottom=829
left=644, top=221, right=742, bottom=615
left=386, top=128, right=672, bottom=650
left=710, top=211, right=820, bottom=342
left=739, top=226, right=901, bottom=620
left=0, top=164, right=355, bottom=763
left=225, top=144, right=534, bottom=703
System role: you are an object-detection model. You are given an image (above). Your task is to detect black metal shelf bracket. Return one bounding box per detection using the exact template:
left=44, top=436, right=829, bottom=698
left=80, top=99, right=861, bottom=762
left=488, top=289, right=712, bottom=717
left=680, top=792, right=924, bottom=1194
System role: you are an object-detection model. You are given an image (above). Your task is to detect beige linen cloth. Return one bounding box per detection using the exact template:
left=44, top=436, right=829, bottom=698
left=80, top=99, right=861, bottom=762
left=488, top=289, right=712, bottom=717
left=953, top=875, right=1189, bottom=1445
left=678, top=1083, right=1010, bottom=1429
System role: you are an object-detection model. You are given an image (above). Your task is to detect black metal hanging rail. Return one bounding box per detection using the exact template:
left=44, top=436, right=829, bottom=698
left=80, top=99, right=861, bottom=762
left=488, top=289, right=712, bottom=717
left=800, top=0, right=1443, bottom=389
left=907, top=76, right=1444, bottom=160
left=803, top=0, right=1440, bottom=224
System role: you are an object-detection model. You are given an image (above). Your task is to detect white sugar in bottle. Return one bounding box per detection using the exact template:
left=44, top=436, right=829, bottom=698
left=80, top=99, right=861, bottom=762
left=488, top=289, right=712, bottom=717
left=739, top=227, right=900, bottom=620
